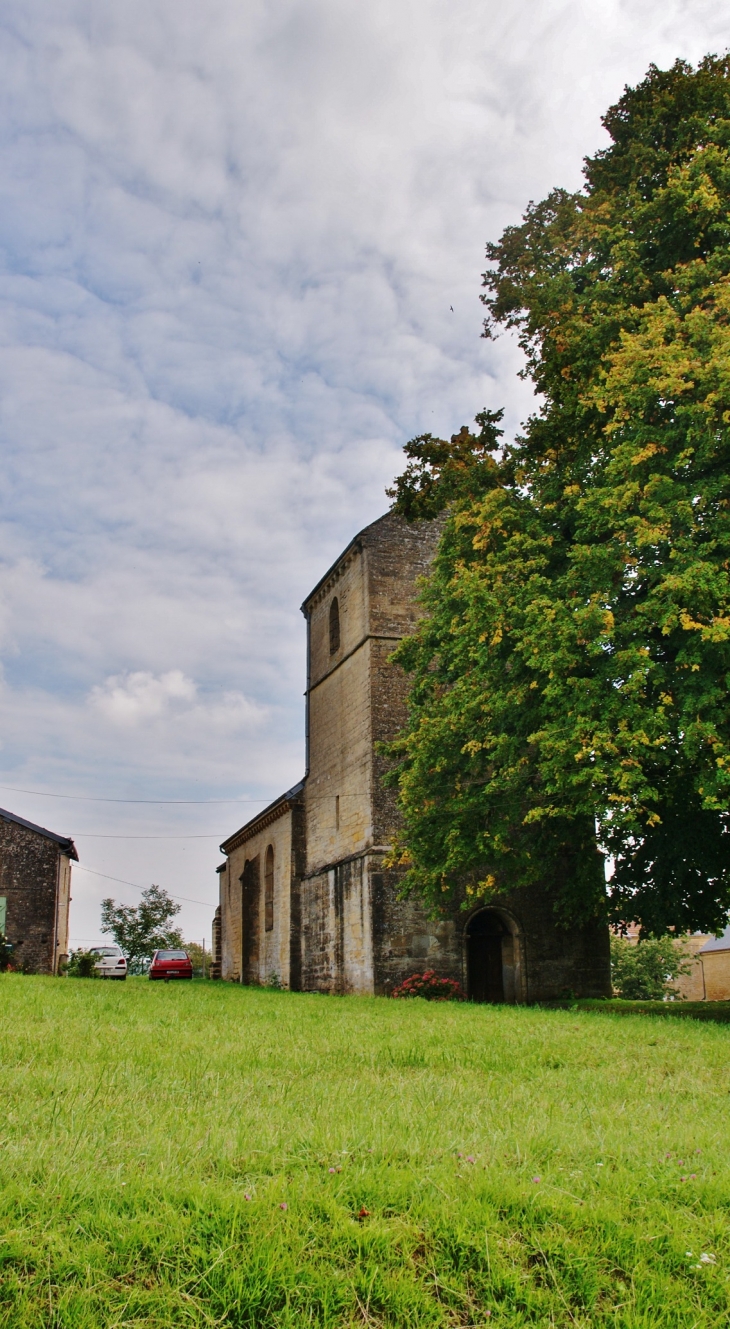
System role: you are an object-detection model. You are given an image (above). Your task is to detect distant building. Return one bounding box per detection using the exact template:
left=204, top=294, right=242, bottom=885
left=697, top=927, right=730, bottom=1001
left=215, top=512, right=611, bottom=1002
left=0, top=807, right=77, bottom=974
left=673, top=932, right=711, bottom=1001
left=622, top=923, right=730, bottom=1002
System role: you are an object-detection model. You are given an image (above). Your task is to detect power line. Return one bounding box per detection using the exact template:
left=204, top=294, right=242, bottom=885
left=73, top=863, right=212, bottom=907
left=73, top=833, right=224, bottom=840
left=0, top=783, right=266, bottom=805
left=0, top=782, right=364, bottom=806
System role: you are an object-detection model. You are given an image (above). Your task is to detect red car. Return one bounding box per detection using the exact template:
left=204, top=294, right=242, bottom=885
left=149, top=949, right=193, bottom=981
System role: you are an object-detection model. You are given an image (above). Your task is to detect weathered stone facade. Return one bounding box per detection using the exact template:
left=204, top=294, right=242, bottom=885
left=217, top=511, right=611, bottom=1001
left=0, top=807, right=77, bottom=974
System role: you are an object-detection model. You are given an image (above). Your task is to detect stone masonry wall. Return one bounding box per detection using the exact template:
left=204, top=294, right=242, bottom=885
left=463, top=884, right=612, bottom=1001
left=371, top=860, right=462, bottom=995
left=300, top=512, right=450, bottom=994
left=373, top=869, right=611, bottom=1000
left=365, top=517, right=457, bottom=991
left=219, top=857, right=240, bottom=982
left=304, top=545, right=373, bottom=875
left=0, top=819, right=61, bottom=974
left=300, top=855, right=374, bottom=994
left=221, top=807, right=295, bottom=985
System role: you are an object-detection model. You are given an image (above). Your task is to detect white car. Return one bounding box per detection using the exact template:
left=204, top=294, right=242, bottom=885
left=89, top=945, right=127, bottom=980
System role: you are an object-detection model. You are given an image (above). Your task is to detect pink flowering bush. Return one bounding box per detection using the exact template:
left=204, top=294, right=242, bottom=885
left=391, top=970, right=465, bottom=1001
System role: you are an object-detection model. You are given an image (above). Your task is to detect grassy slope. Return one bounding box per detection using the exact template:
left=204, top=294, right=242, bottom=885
left=0, top=978, right=728, bottom=1327
left=562, top=1000, right=730, bottom=1022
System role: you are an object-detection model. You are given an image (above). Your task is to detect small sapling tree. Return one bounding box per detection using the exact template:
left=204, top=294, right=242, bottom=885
left=101, top=885, right=183, bottom=974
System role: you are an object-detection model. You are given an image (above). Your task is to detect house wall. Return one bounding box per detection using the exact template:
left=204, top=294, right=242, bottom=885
left=54, top=853, right=72, bottom=967
left=0, top=819, right=61, bottom=974
left=673, top=935, right=709, bottom=1001
left=702, top=948, right=730, bottom=1001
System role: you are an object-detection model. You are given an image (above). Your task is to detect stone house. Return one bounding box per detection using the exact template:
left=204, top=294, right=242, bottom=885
left=672, top=932, right=713, bottom=1001
left=673, top=927, right=730, bottom=1002
left=0, top=807, right=77, bottom=974
left=698, top=927, right=730, bottom=1001
left=215, top=512, right=611, bottom=1001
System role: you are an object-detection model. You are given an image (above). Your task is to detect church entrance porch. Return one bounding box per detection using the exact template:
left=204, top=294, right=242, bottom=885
left=466, top=909, right=522, bottom=1003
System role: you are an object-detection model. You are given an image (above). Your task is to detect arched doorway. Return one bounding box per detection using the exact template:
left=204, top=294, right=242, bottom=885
left=466, top=909, right=520, bottom=1003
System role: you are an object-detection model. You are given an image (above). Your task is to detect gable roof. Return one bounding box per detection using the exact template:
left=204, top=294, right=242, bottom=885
left=220, top=780, right=305, bottom=855
left=699, top=925, right=730, bottom=954
left=0, top=806, right=79, bottom=860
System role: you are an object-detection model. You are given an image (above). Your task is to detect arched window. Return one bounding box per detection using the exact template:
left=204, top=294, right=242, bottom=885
left=329, top=597, right=340, bottom=654
left=264, top=845, right=274, bottom=932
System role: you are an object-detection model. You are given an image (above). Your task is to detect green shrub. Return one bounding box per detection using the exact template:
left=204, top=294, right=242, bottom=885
left=0, top=931, right=14, bottom=972
left=610, top=934, right=690, bottom=1000
left=64, top=950, right=99, bottom=978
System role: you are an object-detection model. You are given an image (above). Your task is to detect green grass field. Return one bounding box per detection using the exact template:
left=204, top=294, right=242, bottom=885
left=1, top=977, right=729, bottom=1327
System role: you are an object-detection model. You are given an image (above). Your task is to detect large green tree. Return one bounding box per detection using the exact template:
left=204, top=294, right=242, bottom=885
left=387, top=55, right=730, bottom=935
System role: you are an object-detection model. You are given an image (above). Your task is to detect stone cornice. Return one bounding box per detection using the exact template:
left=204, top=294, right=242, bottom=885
left=300, top=542, right=361, bottom=615
left=301, top=845, right=391, bottom=881
left=306, top=632, right=402, bottom=694
left=220, top=781, right=304, bottom=856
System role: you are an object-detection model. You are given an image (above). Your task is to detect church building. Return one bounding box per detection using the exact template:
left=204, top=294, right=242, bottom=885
left=214, top=512, right=611, bottom=1001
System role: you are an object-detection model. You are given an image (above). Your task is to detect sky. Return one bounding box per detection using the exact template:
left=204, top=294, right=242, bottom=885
left=0, top=0, right=726, bottom=949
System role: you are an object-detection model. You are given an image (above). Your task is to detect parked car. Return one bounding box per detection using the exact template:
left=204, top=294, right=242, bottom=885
left=149, top=949, right=193, bottom=981
left=88, top=945, right=127, bottom=980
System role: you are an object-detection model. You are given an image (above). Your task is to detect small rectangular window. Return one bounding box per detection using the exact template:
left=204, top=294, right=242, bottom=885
left=0, top=897, right=6, bottom=934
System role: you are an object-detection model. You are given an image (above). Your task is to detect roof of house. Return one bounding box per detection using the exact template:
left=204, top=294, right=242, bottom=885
left=699, top=925, right=730, bottom=954
left=219, top=780, right=305, bottom=856
left=0, top=806, right=79, bottom=860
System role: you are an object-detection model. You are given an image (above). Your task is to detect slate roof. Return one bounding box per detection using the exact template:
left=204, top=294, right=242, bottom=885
left=699, top=925, right=730, bottom=954
left=219, top=780, right=305, bottom=855
left=0, top=806, right=78, bottom=860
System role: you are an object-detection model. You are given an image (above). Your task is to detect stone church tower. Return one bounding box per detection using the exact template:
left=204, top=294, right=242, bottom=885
left=215, top=511, right=611, bottom=1001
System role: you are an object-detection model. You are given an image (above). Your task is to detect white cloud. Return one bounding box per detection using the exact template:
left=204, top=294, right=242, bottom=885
left=88, top=669, right=265, bottom=729
left=89, top=670, right=197, bottom=723
left=0, top=0, right=725, bottom=944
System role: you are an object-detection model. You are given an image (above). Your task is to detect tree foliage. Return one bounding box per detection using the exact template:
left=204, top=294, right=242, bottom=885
left=387, top=55, right=730, bottom=934
left=100, top=885, right=183, bottom=973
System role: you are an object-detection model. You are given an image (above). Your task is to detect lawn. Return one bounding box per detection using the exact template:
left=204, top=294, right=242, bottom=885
left=0, top=978, right=728, bottom=1327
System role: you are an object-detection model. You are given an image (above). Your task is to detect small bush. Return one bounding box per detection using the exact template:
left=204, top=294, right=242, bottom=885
left=0, top=931, right=14, bottom=972
left=391, top=969, right=465, bottom=1001
left=64, top=950, right=99, bottom=978
left=610, top=934, right=690, bottom=1001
